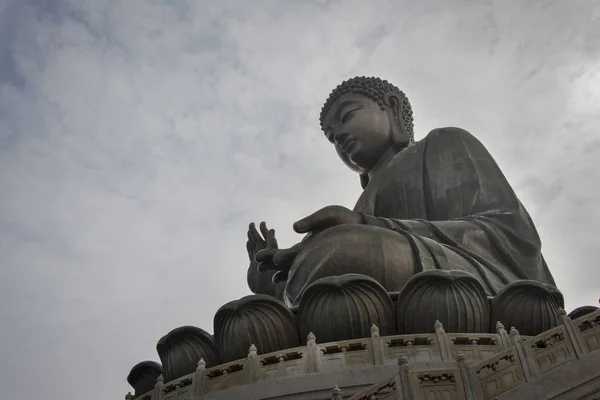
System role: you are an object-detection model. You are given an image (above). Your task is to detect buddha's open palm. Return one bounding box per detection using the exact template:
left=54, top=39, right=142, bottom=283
left=246, top=222, right=278, bottom=274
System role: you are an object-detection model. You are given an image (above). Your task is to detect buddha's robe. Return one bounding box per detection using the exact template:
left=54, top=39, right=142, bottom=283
left=281, top=127, right=555, bottom=306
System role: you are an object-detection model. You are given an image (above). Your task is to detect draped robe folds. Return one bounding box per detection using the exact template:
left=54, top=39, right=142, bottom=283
left=249, top=127, right=556, bottom=303
left=352, top=127, right=555, bottom=294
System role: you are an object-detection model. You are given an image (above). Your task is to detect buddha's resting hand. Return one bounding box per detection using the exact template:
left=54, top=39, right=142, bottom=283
left=256, top=205, right=363, bottom=284
left=293, top=205, right=363, bottom=233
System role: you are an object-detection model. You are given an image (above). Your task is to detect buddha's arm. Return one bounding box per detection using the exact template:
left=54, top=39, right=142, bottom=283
left=358, top=213, right=537, bottom=251
left=359, top=215, right=474, bottom=238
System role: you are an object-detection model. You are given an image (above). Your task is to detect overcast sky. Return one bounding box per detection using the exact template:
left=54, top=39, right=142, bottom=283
left=1, top=0, right=599, bottom=399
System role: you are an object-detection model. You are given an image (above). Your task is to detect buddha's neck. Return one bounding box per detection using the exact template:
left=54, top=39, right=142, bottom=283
left=368, top=147, right=400, bottom=179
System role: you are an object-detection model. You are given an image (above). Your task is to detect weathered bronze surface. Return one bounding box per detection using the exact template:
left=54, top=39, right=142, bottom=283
left=126, top=361, right=163, bottom=397
left=246, top=76, right=559, bottom=336
left=213, top=294, right=300, bottom=362
left=126, top=76, right=599, bottom=397
left=297, top=274, right=395, bottom=343
left=156, top=326, right=220, bottom=381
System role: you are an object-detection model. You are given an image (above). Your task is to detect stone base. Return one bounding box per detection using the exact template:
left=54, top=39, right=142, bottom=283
left=126, top=308, right=600, bottom=400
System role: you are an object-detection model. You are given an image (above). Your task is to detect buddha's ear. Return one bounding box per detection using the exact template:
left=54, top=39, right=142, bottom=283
left=384, top=92, right=410, bottom=147
left=384, top=92, right=403, bottom=121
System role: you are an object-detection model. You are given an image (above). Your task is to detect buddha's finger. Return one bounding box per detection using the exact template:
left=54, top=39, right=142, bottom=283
left=247, top=232, right=260, bottom=254
left=272, top=269, right=289, bottom=284
left=256, top=248, right=278, bottom=263
left=257, top=261, right=277, bottom=272
left=246, top=240, right=253, bottom=258
left=259, top=222, right=269, bottom=239
left=273, top=246, right=300, bottom=265
left=248, top=222, right=264, bottom=243
left=266, top=229, right=278, bottom=249
left=293, top=208, right=336, bottom=233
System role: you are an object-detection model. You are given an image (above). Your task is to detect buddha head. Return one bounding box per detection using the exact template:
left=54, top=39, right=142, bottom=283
left=320, top=77, right=414, bottom=187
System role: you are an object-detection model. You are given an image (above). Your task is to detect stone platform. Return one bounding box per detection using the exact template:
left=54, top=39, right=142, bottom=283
left=126, top=308, right=600, bottom=400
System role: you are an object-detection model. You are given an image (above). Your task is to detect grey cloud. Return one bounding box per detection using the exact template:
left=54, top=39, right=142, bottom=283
left=1, top=1, right=599, bottom=399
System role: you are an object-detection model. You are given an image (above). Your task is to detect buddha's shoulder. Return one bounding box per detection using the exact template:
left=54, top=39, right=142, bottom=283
left=391, top=127, right=487, bottom=165
left=419, top=127, right=484, bottom=148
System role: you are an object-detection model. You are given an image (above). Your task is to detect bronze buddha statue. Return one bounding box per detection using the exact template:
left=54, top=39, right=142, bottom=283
left=246, top=76, right=561, bottom=337
left=126, top=78, right=599, bottom=388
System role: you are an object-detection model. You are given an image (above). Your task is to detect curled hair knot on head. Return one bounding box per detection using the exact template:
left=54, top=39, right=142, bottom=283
left=319, top=76, right=414, bottom=142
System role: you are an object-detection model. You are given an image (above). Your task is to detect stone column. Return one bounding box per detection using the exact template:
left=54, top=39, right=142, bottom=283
left=152, top=374, right=164, bottom=400
left=247, top=344, right=259, bottom=383
left=331, top=385, right=343, bottom=400
left=509, top=327, right=537, bottom=381
left=394, top=356, right=416, bottom=400
left=557, top=308, right=586, bottom=358
left=495, top=321, right=511, bottom=349
left=305, top=332, right=319, bottom=374
left=371, top=324, right=385, bottom=365
left=456, top=354, right=476, bottom=400
left=434, top=321, right=452, bottom=361
left=192, top=359, right=206, bottom=397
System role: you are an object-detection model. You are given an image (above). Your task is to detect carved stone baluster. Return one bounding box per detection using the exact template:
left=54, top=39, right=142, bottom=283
left=434, top=321, right=452, bottom=361
left=192, top=358, right=206, bottom=397
left=495, top=321, right=510, bottom=349
left=509, top=327, right=537, bottom=381
left=152, top=375, right=164, bottom=400
left=370, top=324, right=385, bottom=365
left=247, top=344, right=259, bottom=383
left=395, top=356, right=416, bottom=400
left=331, top=385, right=343, bottom=400
left=456, top=354, right=476, bottom=400
left=305, top=332, right=319, bottom=374
left=557, top=308, right=586, bottom=358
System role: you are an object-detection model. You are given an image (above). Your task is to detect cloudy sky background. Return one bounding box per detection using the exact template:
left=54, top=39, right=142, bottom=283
left=1, top=0, right=599, bottom=398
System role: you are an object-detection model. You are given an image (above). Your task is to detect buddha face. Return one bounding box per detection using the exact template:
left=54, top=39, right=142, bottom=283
left=322, top=92, right=396, bottom=173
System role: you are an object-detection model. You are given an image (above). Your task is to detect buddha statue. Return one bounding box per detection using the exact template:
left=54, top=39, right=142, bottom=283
left=125, top=78, right=591, bottom=390
left=245, top=76, right=562, bottom=337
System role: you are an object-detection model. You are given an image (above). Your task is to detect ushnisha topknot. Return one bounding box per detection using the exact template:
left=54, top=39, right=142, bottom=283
left=319, top=76, right=414, bottom=142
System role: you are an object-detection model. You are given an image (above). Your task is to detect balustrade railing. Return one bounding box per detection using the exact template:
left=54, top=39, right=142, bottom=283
left=126, top=309, right=600, bottom=400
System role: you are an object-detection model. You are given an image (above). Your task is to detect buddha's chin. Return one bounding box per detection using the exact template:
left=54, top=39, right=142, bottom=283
left=347, top=153, right=370, bottom=173
left=337, top=146, right=368, bottom=174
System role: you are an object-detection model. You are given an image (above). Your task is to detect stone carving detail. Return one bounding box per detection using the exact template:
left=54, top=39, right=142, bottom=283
left=156, top=326, right=220, bottom=381
left=490, top=280, right=564, bottom=336
left=297, top=274, right=395, bottom=343
left=474, top=350, right=524, bottom=398
left=417, top=371, right=458, bottom=399
left=396, top=270, right=490, bottom=334
left=126, top=361, right=163, bottom=397
left=417, top=372, right=456, bottom=384
left=213, top=294, right=300, bottom=363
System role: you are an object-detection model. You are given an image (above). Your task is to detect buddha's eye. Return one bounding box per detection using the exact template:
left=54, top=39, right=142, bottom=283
left=341, top=107, right=361, bottom=124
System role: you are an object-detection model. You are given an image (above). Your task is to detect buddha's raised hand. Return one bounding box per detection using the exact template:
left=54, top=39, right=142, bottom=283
left=246, top=222, right=278, bottom=275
